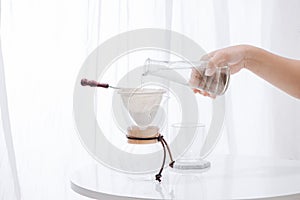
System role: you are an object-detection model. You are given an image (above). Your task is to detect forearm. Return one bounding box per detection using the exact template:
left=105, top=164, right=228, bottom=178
left=245, top=46, right=300, bottom=99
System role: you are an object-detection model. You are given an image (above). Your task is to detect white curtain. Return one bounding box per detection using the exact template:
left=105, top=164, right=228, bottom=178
left=0, top=40, right=20, bottom=200
left=1, top=0, right=300, bottom=199
left=0, top=0, right=20, bottom=198
left=261, top=0, right=300, bottom=159
left=224, top=0, right=300, bottom=159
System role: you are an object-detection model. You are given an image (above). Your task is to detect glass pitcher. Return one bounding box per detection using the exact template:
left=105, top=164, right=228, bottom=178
left=143, top=58, right=230, bottom=97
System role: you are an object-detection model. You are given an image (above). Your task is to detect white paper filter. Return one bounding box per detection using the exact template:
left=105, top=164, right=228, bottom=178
left=118, top=88, right=166, bottom=127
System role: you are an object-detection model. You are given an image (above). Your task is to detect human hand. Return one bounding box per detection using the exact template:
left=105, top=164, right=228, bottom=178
left=203, top=44, right=250, bottom=76
left=190, top=45, right=251, bottom=97
left=189, top=67, right=216, bottom=98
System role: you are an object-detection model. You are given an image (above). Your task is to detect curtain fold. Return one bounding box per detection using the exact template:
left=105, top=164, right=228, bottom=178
left=212, top=0, right=237, bottom=155
left=0, top=60, right=20, bottom=200
left=0, top=0, right=21, bottom=197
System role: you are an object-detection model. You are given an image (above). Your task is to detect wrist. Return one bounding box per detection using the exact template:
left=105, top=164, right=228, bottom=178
left=243, top=45, right=266, bottom=71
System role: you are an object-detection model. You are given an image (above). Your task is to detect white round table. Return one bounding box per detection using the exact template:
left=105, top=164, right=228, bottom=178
left=70, top=155, right=300, bottom=199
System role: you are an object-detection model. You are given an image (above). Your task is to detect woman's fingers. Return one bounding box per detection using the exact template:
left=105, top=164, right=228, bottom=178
left=192, top=88, right=213, bottom=97
left=205, top=52, right=228, bottom=76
